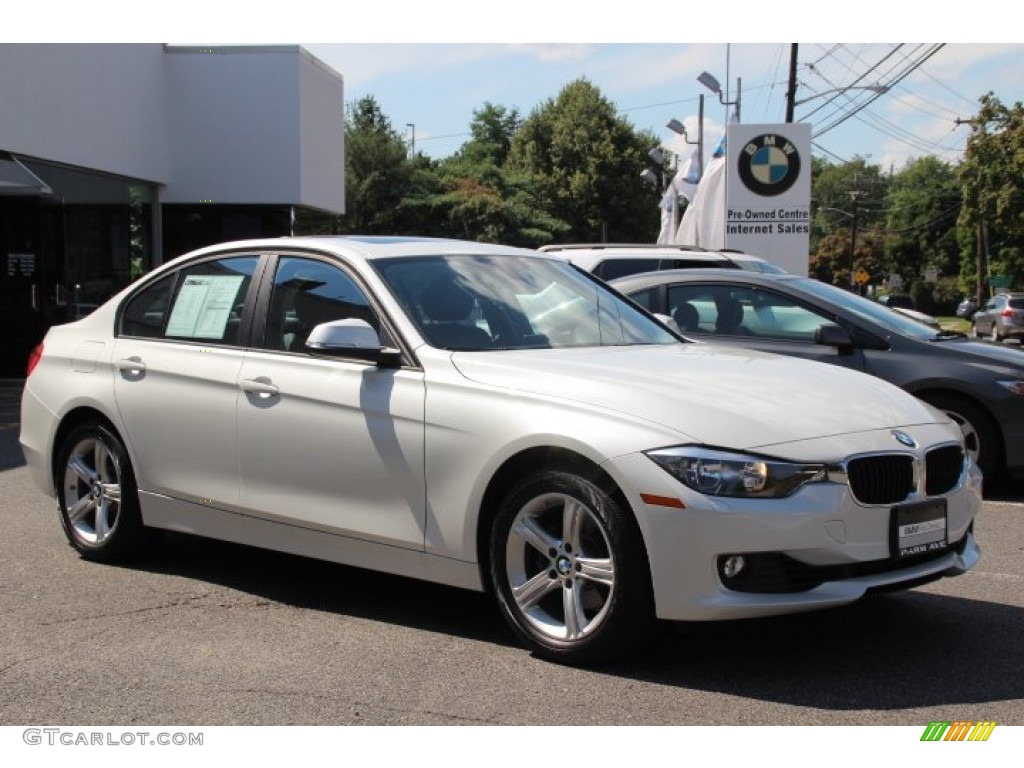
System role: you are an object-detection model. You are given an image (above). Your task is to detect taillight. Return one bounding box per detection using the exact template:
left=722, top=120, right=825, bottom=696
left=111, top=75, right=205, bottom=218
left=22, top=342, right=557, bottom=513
left=26, top=342, right=44, bottom=377
left=1001, top=309, right=1014, bottom=317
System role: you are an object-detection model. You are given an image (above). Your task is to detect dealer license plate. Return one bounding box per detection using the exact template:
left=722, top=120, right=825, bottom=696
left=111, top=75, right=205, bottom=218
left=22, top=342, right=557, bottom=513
left=891, top=500, right=948, bottom=560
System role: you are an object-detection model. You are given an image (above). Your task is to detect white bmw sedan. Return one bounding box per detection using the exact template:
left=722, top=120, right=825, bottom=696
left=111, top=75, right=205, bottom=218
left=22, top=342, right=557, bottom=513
left=20, top=236, right=982, bottom=664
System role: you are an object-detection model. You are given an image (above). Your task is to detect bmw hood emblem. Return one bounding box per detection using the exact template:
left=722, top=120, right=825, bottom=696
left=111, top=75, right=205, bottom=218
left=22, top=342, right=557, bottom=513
left=892, top=430, right=917, bottom=448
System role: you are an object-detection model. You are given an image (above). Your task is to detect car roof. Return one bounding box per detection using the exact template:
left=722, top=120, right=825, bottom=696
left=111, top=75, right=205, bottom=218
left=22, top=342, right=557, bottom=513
left=539, top=242, right=784, bottom=272
left=609, top=268, right=794, bottom=291
left=539, top=243, right=737, bottom=267
left=167, top=235, right=546, bottom=267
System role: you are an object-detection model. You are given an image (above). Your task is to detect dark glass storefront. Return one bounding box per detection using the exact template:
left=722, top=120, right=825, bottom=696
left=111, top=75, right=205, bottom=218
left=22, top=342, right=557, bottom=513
left=0, top=157, right=157, bottom=377
left=162, top=204, right=291, bottom=262
left=0, top=156, right=294, bottom=377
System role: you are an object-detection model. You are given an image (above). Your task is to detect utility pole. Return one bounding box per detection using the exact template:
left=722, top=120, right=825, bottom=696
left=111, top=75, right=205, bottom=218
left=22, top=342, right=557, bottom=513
left=406, top=123, right=416, bottom=157
left=847, top=190, right=864, bottom=292
left=785, top=44, right=798, bottom=123
left=954, top=115, right=988, bottom=306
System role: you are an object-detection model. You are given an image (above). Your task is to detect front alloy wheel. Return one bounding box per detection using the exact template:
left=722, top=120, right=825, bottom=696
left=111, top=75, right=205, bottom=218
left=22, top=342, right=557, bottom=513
left=56, top=421, right=146, bottom=561
left=490, top=471, right=654, bottom=664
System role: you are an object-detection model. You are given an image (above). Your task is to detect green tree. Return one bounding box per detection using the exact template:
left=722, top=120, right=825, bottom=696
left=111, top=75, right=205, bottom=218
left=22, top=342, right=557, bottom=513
left=341, top=96, right=415, bottom=233
left=508, top=79, right=660, bottom=243
left=455, top=102, right=520, bottom=167
left=884, top=156, right=961, bottom=285
left=427, top=105, right=570, bottom=245
left=810, top=157, right=889, bottom=287
left=958, top=92, right=1024, bottom=293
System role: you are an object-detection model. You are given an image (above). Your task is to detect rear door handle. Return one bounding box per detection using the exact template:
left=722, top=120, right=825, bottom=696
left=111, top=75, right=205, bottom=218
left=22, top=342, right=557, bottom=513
left=239, top=378, right=280, bottom=398
left=115, top=357, right=146, bottom=375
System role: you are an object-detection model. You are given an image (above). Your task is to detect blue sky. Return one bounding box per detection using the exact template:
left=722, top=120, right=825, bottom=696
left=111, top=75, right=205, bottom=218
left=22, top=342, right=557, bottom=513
left=15, top=2, right=1023, bottom=172
left=302, top=42, right=1024, bottom=172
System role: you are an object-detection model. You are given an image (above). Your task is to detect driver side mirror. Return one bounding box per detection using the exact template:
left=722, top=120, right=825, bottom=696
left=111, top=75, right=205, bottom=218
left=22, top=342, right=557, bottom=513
left=305, top=319, right=402, bottom=367
left=814, top=323, right=854, bottom=354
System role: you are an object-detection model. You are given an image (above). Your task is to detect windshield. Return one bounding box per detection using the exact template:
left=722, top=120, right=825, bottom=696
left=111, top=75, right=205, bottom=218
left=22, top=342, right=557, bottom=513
left=792, top=277, right=943, bottom=340
left=373, top=254, right=678, bottom=351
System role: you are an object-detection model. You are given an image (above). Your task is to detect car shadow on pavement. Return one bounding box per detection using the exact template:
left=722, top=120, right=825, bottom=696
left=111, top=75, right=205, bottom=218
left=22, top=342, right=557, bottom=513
left=608, top=590, right=1024, bottom=711
left=0, top=426, right=26, bottom=471
left=126, top=530, right=516, bottom=649
left=124, top=530, right=1024, bottom=712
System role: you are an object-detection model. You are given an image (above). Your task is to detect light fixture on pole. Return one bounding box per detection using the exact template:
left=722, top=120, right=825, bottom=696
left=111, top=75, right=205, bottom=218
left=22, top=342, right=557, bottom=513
left=698, top=71, right=740, bottom=121
left=667, top=94, right=704, bottom=185
left=641, top=146, right=673, bottom=190
left=639, top=168, right=660, bottom=188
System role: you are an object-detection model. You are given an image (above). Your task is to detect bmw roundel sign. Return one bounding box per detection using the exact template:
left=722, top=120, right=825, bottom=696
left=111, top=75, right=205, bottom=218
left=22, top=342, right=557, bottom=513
left=738, top=133, right=802, bottom=196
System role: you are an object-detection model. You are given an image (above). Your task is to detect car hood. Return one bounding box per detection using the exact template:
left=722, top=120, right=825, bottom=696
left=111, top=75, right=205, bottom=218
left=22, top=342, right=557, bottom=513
left=933, top=338, right=1024, bottom=370
left=450, top=343, right=944, bottom=451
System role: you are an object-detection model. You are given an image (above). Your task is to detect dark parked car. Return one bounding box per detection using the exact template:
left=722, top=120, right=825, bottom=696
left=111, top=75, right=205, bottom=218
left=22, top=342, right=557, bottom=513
left=957, top=295, right=979, bottom=319
left=612, top=269, right=1024, bottom=482
left=972, top=292, right=1024, bottom=343
left=877, top=293, right=915, bottom=310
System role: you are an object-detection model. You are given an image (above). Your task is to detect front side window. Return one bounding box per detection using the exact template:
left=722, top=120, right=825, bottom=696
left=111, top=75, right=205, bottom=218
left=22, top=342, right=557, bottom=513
left=263, top=256, right=381, bottom=352
left=374, top=254, right=677, bottom=351
left=666, top=284, right=834, bottom=340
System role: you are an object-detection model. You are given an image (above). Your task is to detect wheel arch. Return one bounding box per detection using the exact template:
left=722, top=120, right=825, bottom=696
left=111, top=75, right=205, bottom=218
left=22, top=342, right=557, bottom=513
left=474, top=446, right=647, bottom=593
left=51, top=407, right=124, bottom=489
left=913, top=387, right=1005, bottom=476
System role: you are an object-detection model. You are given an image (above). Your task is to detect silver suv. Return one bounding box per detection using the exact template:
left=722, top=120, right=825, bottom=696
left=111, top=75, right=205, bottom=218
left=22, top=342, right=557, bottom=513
left=539, top=243, right=785, bottom=280
left=972, top=292, right=1024, bottom=343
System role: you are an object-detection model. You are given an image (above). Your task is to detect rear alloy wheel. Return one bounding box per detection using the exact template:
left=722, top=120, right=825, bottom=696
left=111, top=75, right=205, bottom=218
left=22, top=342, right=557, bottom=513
left=56, top=421, right=147, bottom=562
left=971, top=324, right=981, bottom=339
left=920, top=394, right=1001, bottom=481
left=489, top=470, right=654, bottom=664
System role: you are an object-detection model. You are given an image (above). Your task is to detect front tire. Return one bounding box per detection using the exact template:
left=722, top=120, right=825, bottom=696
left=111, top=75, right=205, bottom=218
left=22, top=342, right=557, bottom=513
left=488, top=470, right=655, bottom=664
left=55, top=421, right=147, bottom=562
left=920, top=393, right=1002, bottom=481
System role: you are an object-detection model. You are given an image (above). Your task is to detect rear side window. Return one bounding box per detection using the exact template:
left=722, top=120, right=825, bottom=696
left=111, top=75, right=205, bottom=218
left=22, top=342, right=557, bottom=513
left=119, top=256, right=258, bottom=345
left=121, top=275, right=174, bottom=338
left=591, top=258, right=660, bottom=280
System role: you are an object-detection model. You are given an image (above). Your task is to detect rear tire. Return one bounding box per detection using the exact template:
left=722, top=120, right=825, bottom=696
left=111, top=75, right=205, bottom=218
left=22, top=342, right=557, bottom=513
left=488, top=470, right=655, bottom=665
left=55, top=421, right=147, bottom=562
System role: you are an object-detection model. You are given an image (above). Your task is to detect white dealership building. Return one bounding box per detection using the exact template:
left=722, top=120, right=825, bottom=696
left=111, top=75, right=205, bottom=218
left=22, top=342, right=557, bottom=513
left=0, top=43, right=345, bottom=375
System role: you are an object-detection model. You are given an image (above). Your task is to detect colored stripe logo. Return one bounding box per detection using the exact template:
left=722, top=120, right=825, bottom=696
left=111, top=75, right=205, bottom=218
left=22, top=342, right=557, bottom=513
left=921, top=721, right=996, bottom=741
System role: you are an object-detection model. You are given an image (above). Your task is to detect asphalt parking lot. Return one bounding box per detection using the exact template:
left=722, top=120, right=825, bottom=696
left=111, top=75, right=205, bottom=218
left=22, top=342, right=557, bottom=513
left=1, top=384, right=1023, bottom=727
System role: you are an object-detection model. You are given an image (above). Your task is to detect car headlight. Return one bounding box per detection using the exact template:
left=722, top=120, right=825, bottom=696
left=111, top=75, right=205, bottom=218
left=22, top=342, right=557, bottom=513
left=646, top=446, right=827, bottom=499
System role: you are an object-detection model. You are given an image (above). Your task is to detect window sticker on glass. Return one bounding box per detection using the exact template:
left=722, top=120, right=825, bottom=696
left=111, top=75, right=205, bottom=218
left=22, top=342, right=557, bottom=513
left=166, top=275, right=245, bottom=339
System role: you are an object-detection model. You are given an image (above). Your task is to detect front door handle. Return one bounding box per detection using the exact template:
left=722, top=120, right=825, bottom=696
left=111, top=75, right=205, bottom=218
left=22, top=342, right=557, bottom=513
left=239, top=377, right=280, bottom=398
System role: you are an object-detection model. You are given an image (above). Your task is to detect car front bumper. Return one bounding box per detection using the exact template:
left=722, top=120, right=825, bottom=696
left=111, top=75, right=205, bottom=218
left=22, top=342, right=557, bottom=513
left=606, top=449, right=983, bottom=622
